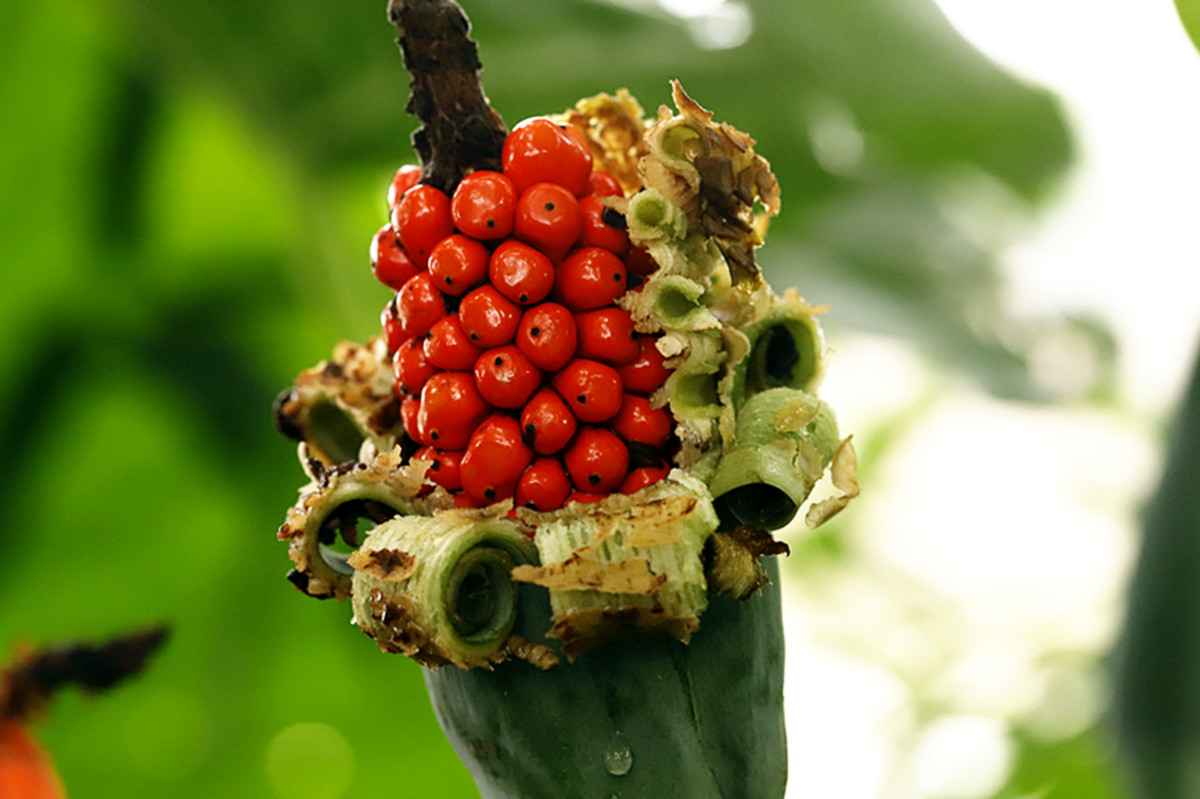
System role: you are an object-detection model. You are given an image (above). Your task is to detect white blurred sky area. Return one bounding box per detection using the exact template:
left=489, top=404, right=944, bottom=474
left=770, top=2, right=1200, bottom=798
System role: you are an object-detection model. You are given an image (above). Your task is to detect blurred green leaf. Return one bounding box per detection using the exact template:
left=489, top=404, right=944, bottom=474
left=1176, top=0, right=1200, bottom=54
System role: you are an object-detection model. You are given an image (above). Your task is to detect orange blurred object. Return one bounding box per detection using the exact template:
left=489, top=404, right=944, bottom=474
left=0, top=720, right=65, bottom=799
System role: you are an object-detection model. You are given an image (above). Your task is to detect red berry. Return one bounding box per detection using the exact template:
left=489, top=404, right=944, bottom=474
left=515, top=457, right=572, bottom=512
left=392, top=184, right=454, bottom=267
left=425, top=314, right=483, bottom=371
left=451, top=170, right=517, bottom=240
left=489, top=239, right=555, bottom=306
left=513, top=183, right=583, bottom=263
left=392, top=337, right=436, bottom=396
left=613, top=395, right=673, bottom=448
left=581, top=170, right=624, bottom=198
left=395, top=272, right=447, bottom=339
left=381, top=297, right=405, bottom=353
left=400, top=395, right=426, bottom=445
left=474, top=346, right=542, bottom=409
left=386, top=164, right=422, bottom=210
left=618, top=336, right=671, bottom=395
left=460, top=415, right=533, bottom=504
left=370, top=224, right=420, bottom=290
left=459, top=285, right=522, bottom=348
left=554, top=247, right=627, bottom=311
left=418, top=372, right=491, bottom=450
left=414, top=446, right=464, bottom=492
left=427, top=234, right=490, bottom=296
left=519, top=387, right=578, bottom=455
left=502, top=118, right=593, bottom=196
left=576, top=196, right=629, bottom=255
left=575, top=307, right=639, bottom=365
left=624, top=245, right=658, bottom=276
left=551, top=359, right=624, bottom=423
left=620, top=464, right=670, bottom=494
left=564, top=427, right=629, bottom=493
left=567, top=491, right=606, bottom=505
left=516, top=302, right=578, bottom=373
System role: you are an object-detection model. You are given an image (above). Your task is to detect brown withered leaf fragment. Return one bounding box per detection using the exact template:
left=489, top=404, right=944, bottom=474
left=706, top=526, right=788, bottom=600
left=388, top=0, right=508, bottom=194
left=1, top=626, right=169, bottom=722
left=805, top=436, right=860, bottom=528
left=347, top=547, right=417, bottom=581
left=511, top=554, right=667, bottom=595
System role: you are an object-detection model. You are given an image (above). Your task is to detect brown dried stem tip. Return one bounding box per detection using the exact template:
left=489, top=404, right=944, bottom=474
left=387, top=0, right=509, bottom=194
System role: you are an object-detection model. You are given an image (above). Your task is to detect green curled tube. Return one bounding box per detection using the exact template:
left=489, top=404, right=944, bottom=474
left=709, top=388, right=840, bottom=531
left=350, top=513, right=540, bottom=669
left=729, top=291, right=826, bottom=410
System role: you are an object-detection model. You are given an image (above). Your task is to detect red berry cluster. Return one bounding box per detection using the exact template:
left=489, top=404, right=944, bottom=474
left=370, top=119, right=674, bottom=512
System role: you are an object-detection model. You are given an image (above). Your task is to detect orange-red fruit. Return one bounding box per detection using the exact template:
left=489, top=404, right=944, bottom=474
left=0, top=721, right=66, bottom=799
left=380, top=297, right=405, bottom=353
left=489, top=240, right=556, bottom=306
left=581, top=170, right=624, bottom=198
left=613, top=395, right=673, bottom=448
left=386, top=164, right=423, bottom=210
left=370, top=224, right=421, bottom=290
left=474, top=345, right=542, bottom=409
left=575, top=307, right=639, bottom=364
left=620, top=464, right=670, bottom=494
left=516, top=302, right=577, bottom=372
left=427, top=234, right=490, bottom=296
left=519, top=387, right=578, bottom=455
left=460, top=415, right=533, bottom=504
left=551, top=359, right=624, bottom=423
left=451, top=170, right=517, bottom=239
left=554, top=247, right=627, bottom=311
left=395, top=272, right=447, bottom=339
left=392, top=184, right=454, bottom=267
left=514, top=183, right=583, bottom=262
left=576, top=196, right=629, bottom=255
left=459, top=285, right=522, bottom=348
left=414, top=446, right=465, bottom=492
left=501, top=117, right=593, bottom=196
left=425, top=314, right=483, bottom=371
left=564, top=427, right=629, bottom=493
left=618, top=336, right=671, bottom=395
left=623, top=245, right=658, bottom=276
left=515, top=457, right=572, bottom=511
left=392, top=337, right=436, bottom=396
left=400, top=395, right=425, bottom=445
left=418, top=372, right=490, bottom=450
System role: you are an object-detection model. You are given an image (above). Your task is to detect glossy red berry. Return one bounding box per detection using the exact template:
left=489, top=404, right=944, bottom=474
left=574, top=307, right=639, bottom=364
left=380, top=297, right=405, bottom=353
left=370, top=224, right=420, bottom=290
left=395, top=272, right=447, bottom=339
left=519, top=387, right=578, bottom=455
left=617, top=336, right=671, bottom=395
left=392, top=184, right=454, bottom=267
left=514, top=183, right=583, bottom=262
left=424, top=314, right=482, bottom=371
left=400, top=395, right=426, bottom=445
left=613, top=394, right=673, bottom=448
left=474, top=345, right=542, bottom=409
left=414, top=446, right=465, bottom=492
left=564, top=427, right=629, bottom=493
left=458, top=285, right=522, bottom=348
left=488, top=239, right=555, bottom=306
left=623, top=245, right=658, bottom=276
left=515, top=457, right=572, bottom=512
left=551, top=359, right=624, bottom=423
left=567, top=491, right=606, bottom=505
left=392, top=337, right=436, bottom=396
left=581, top=170, right=624, bottom=198
left=451, top=170, right=517, bottom=240
left=460, top=415, right=533, bottom=504
left=576, top=196, right=629, bottom=255
left=427, top=234, right=490, bottom=296
left=386, top=164, right=423, bottom=210
left=554, top=247, right=627, bottom=311
left=417, top=372, right=490, bottom=450
left=516, top=302, right=578, bottom=373
left=620, top=464, right=670, bottom=494
left=501, top=118, right=593, bottom=196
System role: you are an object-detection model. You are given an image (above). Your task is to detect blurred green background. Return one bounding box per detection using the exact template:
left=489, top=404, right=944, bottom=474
left=2, top=0, right=1193, bottom=797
